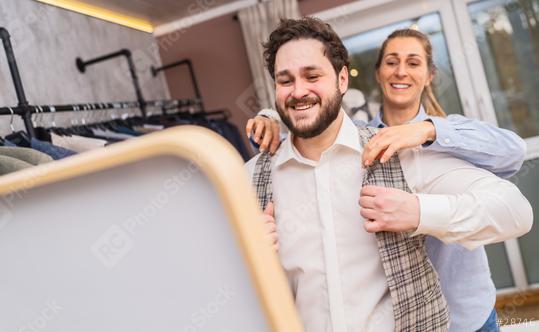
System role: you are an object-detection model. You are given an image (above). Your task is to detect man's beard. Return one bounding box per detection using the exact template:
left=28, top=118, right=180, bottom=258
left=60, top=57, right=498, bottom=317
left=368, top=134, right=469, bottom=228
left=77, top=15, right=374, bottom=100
left=276, top=87, right=342, bottom=139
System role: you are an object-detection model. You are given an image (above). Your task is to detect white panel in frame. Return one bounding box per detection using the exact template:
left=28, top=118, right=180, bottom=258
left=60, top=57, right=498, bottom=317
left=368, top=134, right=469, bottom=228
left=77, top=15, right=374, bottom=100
left=0, top=126, right=302, bottom=332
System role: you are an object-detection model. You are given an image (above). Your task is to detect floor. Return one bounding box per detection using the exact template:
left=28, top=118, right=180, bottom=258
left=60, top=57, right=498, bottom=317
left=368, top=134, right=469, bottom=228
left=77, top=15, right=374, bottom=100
left=497, top=290, right=539, bottom=330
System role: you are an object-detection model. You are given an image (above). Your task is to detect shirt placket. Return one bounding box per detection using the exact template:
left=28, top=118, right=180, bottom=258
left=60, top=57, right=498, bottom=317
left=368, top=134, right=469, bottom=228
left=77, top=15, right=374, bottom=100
left=314, top=158, right=347, bottom=332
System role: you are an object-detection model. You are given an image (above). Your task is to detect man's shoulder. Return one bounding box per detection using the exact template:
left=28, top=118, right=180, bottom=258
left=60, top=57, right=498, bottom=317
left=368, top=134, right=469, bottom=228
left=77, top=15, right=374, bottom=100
left=353, top=119, right=370, bottom=128
left=245, top=153, right=262, bottom=179
left=245, top=153, right=262, bottom=170
left=403, top=147, right=488, bottom=175
left=353, top=119, right=379, bottom=132
left=244, top=145, right=284, bottom=178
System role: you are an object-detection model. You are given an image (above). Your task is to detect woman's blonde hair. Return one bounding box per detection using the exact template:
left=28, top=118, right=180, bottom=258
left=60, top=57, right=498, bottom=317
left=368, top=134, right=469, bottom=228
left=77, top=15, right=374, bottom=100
left=375, top=29, right=446, bottom=117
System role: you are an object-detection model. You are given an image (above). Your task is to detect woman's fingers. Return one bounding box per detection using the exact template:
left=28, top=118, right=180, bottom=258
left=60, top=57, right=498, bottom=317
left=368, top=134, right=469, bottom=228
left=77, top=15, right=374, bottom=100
left=252, top=119, right=266, bottom=144
left=259, top=125, right=274, bottom=152
left=246, top=118, right=255, bottom=138
left=269, top=121, right=281, bottom=154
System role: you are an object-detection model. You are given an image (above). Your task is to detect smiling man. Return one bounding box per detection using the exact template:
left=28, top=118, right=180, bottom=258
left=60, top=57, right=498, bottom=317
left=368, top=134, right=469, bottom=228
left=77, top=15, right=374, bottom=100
left=245, top=17, right=532, bottom=332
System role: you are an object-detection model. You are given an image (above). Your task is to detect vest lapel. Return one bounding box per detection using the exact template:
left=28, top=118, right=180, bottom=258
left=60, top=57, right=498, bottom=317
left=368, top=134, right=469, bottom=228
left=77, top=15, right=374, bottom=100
left=358, top=127, right=448, bottom=331
left=253, top=151, right=273, bottom=210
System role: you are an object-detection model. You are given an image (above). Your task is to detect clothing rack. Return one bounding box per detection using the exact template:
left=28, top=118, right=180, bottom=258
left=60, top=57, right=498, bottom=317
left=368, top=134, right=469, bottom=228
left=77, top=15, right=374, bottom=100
left=0, top=27, right=203, bottom=138
left=1, top=27, right=34, bottom=136
left=76, top=49, right=147, bottom=118
left=0, top=99, right=199, bottom=116
left=151, top=58, right=205, bottom=112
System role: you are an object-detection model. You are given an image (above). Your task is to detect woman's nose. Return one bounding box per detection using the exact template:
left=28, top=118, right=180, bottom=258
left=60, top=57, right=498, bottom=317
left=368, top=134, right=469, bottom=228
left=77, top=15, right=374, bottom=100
left=395, top=63, right=408, bottom=78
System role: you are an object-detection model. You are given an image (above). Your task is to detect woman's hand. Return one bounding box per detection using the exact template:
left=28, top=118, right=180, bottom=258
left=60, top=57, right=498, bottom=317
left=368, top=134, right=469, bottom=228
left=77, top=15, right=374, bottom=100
left=362, top=121, right=436, bottom=166
left=246, top=116, right=282, bottom=155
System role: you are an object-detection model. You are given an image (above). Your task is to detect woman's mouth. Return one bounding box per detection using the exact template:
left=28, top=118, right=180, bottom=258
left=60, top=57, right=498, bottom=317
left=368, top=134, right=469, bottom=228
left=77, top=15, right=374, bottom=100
left=390, top=83, right=412, bottom=90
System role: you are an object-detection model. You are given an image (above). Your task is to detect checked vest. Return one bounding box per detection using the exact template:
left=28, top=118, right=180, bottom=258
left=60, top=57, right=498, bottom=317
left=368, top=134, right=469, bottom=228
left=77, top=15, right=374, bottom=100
left=252, top=127, right=449, bottom=331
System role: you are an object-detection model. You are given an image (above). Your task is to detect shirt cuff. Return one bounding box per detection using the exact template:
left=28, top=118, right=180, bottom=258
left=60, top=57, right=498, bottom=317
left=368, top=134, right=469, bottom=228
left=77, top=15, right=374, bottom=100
left=258, top=108, right=289, bottom=138
left=424, top=116, right=459, bottom=150
left=421, top=119, right=435, bottom=147
left=258, top=108, right=281, bottom=121
left=411, top=194, right=452, bottom=238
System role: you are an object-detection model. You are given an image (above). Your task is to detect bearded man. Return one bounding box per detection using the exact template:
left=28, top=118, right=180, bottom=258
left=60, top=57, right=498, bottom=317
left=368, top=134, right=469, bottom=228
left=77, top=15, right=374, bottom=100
left=245, top=17, right=532, bottom=332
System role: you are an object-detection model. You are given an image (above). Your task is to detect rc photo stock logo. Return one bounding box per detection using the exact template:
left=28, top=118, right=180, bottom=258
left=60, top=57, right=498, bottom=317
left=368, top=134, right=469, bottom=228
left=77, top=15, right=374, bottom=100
left=236, top=77, right=271, bottom=118
left=90, top=163, right=200, bottom=269
left=91, top=224, right=134, bottom=269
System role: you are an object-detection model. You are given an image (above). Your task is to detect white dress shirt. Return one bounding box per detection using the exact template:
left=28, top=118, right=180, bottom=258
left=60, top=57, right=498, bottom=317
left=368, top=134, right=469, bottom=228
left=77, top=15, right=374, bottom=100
left=245, top=111, right=532, bottom=332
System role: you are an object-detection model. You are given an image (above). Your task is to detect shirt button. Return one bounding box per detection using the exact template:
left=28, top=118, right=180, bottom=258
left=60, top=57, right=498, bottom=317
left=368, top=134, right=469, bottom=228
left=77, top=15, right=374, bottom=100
left=444, top=138, right=451, bottom=144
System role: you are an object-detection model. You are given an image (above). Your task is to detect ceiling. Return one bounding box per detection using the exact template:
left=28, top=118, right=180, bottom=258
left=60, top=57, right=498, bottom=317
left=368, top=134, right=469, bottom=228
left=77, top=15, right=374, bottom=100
left=37, top=0, right=244, bottom=33
left=82, top=0, right=238, bottom=25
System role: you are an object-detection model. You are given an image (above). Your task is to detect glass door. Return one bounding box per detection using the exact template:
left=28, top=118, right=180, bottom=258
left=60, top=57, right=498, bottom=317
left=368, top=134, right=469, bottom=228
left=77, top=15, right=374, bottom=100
left=452, top=0, right=539, bottom=290
left=323, top=0, right=539, bottom=292
left=342, top=12, right=464, bottom=117
left=453, top=0, right=539, bottom=152
left=327, top=0, right=481, bottom=119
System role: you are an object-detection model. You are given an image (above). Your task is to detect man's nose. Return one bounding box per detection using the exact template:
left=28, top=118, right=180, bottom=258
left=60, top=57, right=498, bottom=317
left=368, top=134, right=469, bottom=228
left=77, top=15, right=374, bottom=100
left=291, top=80, right=309, bottom=99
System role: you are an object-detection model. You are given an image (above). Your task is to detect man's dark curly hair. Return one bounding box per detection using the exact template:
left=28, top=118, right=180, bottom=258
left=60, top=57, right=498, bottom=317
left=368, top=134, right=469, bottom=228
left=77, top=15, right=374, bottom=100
left=263, top=17, right=350, bottom=80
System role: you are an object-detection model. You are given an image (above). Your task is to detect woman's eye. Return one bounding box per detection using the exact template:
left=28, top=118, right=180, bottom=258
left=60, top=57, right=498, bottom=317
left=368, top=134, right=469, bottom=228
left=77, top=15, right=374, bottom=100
left=278, top=80, right=291, bottom=85
left=409, top=62, right=420, bottom=67
left=386, top=61, right=397, bottom=66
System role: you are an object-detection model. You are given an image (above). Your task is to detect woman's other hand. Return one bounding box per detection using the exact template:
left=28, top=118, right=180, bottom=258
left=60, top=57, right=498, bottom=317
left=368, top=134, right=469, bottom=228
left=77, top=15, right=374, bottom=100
left=246, top=116, right=282, bottom=155
left=362, top=120, right=436, bottom=166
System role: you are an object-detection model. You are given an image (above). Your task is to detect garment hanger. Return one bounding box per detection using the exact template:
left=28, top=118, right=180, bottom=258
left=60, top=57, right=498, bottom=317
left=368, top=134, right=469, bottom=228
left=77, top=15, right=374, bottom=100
left=97, top=110, right=115, bottom=132
left=109, top=109, right=129, bottom=130
left=47, top=106, right=68, bottom=136
left=77, top=105, right=95, bottom=136
left=33, top=106, right=52, bottom=142
left=5, top=107, right=31, bottom=147
left=70, top=105, right=90, bottom=136
left=63, top=105, right=77, bottom=136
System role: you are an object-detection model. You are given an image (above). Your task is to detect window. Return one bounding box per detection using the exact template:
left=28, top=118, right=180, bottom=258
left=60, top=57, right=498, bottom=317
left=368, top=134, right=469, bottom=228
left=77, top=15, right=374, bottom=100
left=468, top=0, right=539, bottom=138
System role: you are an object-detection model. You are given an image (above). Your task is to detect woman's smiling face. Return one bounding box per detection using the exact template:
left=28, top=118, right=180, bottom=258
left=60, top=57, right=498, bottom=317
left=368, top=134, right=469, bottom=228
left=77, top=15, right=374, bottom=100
left=375, top=37, right=433, bottom=110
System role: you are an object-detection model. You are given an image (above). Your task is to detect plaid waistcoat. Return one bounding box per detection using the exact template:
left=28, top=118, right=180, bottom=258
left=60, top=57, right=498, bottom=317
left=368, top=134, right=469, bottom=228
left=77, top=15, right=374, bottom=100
left=252, top=126, right=449, bottom=331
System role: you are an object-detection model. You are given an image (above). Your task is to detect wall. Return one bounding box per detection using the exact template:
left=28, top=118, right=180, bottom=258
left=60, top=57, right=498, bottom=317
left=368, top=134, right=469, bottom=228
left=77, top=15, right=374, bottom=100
left=299, top=0, right=357, bottom=15
left=0, top=0, right=169, bottom=133
left=157, top=0, right=357, bottom=151
left=157, top=13, right=255, bottom=132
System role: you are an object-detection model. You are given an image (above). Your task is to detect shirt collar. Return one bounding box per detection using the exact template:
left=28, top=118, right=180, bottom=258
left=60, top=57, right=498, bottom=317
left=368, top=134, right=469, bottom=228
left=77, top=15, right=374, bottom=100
left=371, top=105, right=427, bottom=128
left=275, top=109, right=361, bottom=167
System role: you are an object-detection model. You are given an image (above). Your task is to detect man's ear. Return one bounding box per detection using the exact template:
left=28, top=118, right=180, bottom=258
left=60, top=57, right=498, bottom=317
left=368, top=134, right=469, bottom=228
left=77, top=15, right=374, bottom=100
left=338, top=66, right=349, bottom=94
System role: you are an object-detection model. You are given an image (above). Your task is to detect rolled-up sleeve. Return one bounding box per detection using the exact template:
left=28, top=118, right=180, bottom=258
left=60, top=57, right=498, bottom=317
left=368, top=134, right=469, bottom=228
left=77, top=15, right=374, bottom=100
left=411, top=166, right=533, bottom=250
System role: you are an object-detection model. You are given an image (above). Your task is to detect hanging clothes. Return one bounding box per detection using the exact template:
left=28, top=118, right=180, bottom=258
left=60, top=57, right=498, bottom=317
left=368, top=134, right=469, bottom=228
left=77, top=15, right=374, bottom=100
left=0, top=105, right=252, bottom=178
left=0, top=145, right=52, bottom=176
left=0, top=146, right=52, bottom=165
left=0, top=155, right=33, bottom=175
left=115, top=125, right=142, bottom=137
left=90, top=128, right=135, bottom=140
left=214, top=120, right=251, bottom=161
left=51, top=133, right=107, bottom=153
left=30, top=138, right=77, bottom=160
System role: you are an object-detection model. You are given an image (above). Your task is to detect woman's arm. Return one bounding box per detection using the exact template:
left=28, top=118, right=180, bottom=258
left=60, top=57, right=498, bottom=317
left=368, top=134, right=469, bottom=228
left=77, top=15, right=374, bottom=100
left=245, top=110, right=526, bottom=178
left=424, top=115, right=526, bottom=178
